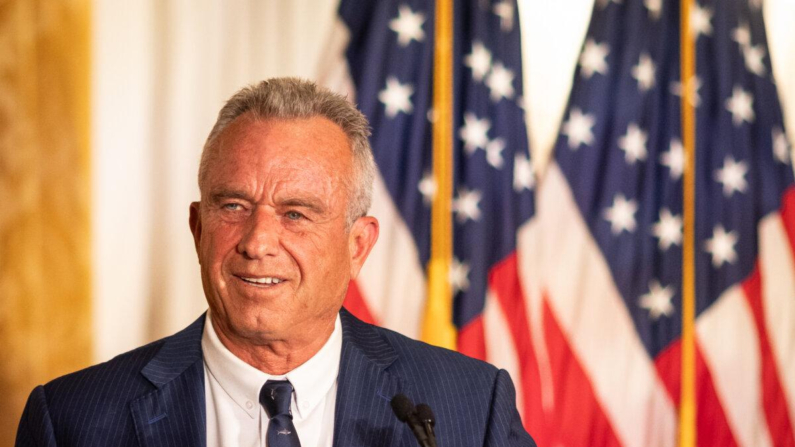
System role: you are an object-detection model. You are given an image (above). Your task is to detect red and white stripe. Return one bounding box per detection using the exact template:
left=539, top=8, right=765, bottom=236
left=515, top=164, right=677, bottom=447
left=350, top=173, right=427, bottom=338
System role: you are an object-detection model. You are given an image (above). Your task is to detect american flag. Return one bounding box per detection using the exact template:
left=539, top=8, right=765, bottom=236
left=327, top=0, right=534, bottom=366
left=522, top=0, right=795, bottom=445
left=321, top=0, right=795, bottom=445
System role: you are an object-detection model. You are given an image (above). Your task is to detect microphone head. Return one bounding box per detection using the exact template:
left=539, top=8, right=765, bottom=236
left=415, top=403, right=435, bottom=426
left=390, top=394, right=416, bottom=422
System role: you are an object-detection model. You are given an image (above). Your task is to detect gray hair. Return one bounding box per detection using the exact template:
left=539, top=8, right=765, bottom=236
left=199, top=77, right=375, bottom=227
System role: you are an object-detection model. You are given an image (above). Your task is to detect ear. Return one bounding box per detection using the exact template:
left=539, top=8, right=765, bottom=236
left=348, top=216, right=379, bottom=279
left=189, top=201, right=202, bottom=259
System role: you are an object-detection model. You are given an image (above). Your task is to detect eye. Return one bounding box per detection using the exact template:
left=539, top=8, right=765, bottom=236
left=222, top=202, right=243, bottom=211
left=285, top=210, right=304, bottom=220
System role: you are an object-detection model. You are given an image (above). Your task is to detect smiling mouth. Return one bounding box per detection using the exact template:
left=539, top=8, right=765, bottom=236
left=237, top=276, right=285, bottom=285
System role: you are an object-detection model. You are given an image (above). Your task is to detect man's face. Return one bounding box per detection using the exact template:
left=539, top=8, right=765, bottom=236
left=190, top=114, right=378, bottom=346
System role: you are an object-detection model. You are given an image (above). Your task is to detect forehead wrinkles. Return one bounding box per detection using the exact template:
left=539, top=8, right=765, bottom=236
left=200, top=115, right=257, bottom=192
left=267, top=154, right=352, bottom=217
left=202, top=116, right=356, bottom=206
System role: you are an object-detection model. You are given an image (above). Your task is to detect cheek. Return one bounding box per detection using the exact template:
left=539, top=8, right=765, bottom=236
left=201, top=222, right=241, bottom=269
left=284, top=232, right=350, bottom=277
left=316, top=235, right=353, bottom=279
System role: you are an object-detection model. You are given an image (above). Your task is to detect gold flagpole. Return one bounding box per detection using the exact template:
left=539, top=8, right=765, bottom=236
left=680, top=0, right=697, bottom=445
left=422, top=0, right=457, bottom=349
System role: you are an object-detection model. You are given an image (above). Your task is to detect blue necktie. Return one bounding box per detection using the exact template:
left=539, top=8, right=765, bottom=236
left=260, top=380, right=302, bottom=447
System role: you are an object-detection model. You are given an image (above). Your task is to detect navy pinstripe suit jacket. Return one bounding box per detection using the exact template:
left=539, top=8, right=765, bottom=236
left=16, top=309, right=536, bottom=447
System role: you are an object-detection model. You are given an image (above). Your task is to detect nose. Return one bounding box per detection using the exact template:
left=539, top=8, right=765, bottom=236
left=237, top=207, right=279, bottom=259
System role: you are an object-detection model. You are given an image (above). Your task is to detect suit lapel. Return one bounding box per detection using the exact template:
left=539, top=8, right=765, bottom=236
left=332, top=310, right=414, bottom=447
left=130, top=314, right=207, bottom=447
left=127, top=310, right=416, bottom=447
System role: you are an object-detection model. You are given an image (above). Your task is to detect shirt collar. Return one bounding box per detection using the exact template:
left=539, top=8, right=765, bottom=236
left=201, top=311, right=342, bottom=420
left=283, top=314, right=342, bottom=419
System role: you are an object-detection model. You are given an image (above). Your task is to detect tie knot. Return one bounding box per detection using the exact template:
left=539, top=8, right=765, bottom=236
left=260, top=380, right=294, bottom=418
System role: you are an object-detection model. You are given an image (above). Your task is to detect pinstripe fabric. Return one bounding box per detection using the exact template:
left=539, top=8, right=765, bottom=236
left=15, top=316, right=206, bottom=447
left=333, top=310, right=536, bottom=447
left=16, top=310, right=535, bottom=446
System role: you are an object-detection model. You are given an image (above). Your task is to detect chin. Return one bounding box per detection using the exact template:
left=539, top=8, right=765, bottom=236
left=233, top=310, right=288, bottom=339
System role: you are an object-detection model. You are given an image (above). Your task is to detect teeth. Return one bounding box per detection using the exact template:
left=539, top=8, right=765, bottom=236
left=242, top=277, right=282, bottom=285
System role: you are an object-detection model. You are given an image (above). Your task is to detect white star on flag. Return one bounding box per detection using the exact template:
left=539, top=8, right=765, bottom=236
left=690, top=3, right=713, bottom=39
left=464, top=41, right=493, bottom=82
left=485, top=138, right=506, bottom=169
left=513, top=154, right=534, bottom=191
left=389, top=4, right=426, bottom=47
left=579, top=39, right=610, bottom=79
left=705, top=225, right=739, bottom=267
left=639, top=281, right=675, bottom=320
left=742, top=44, right=766, bottom=76
left=492, top=0, right=515, bottom=32
left=604, top=193, right=638, bottom=234
left=652, top=208, right=683, bottom=251
left=453, top=187, right=483, bottom=223
left=670, top=75, right=702, bottom=107
left=773, top=127, right=791, bottom=164
left=661, top=139, right=686, bottom=180
left=632, top=53, right=656, bottom=92
left=730, top=22, right=766, bottom=76
left=459, top=112, right=491, bottom=154
left=644, top=0, right=662, bottom=20
left=418, top=172, right=436, bottom=205
left=725, top=86, right=755, bottom=126
left=379, top=77, right=414, bottom=118
left=618, top=123, right=649, bottom=164
left=486, top=62, right=515, bottom=102
left=448, top=257, right=471, bottom=294
left=732, top=22, right=751, bottom=47
left=714, top=156, right=749, bottom=197
left=426, top=108, right=438, bottom=123
left=562, top=108, right=596, bottom=149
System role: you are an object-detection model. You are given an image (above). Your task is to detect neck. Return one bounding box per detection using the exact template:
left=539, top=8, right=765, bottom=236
left=210, top=317, right=336, bottom=375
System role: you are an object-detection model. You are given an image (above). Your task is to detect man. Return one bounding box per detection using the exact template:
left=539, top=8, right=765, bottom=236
left=16, top=78, right=535, bottom=447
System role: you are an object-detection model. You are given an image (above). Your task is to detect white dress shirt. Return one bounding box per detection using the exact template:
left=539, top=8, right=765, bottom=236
left=202, top=311, right=342, bottom=447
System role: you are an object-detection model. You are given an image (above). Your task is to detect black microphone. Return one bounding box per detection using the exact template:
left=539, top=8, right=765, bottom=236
left=390, top=394, right=434, bottom=447
left=390, top=393, right=416, bottom=423
left=415, top=404, right=438, bottom=447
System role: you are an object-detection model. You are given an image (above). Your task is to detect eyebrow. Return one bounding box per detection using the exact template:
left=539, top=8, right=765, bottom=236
left=279, top=197, right=326, bottom=214
left=208, top=189, right=251, bottom=203
left=207, top=189, right=327, bottom=213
